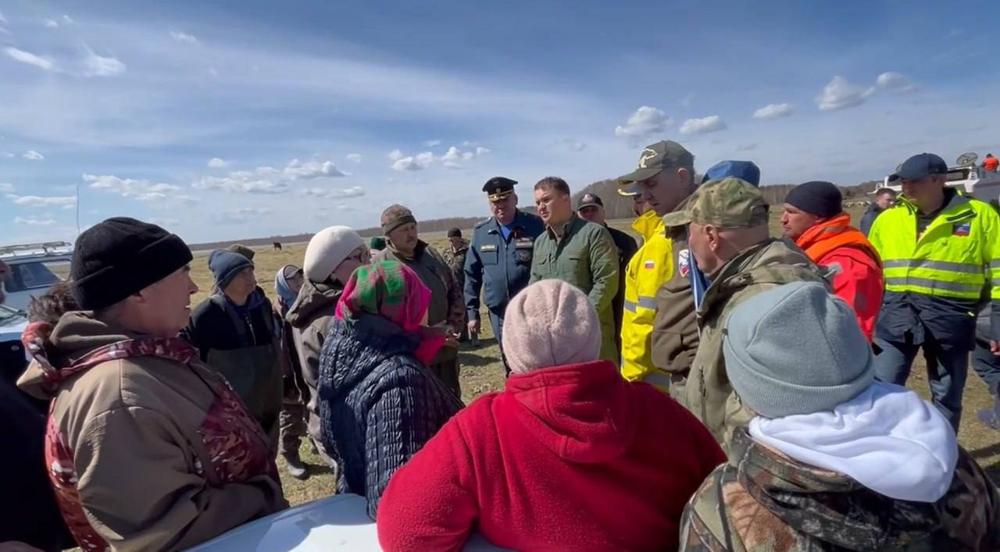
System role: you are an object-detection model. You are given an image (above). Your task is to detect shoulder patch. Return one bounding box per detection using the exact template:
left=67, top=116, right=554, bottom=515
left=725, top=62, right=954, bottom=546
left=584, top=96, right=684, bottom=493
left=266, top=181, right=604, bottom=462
left=480, top=244, right=498, bottom=252
left=678, top=249, right=690, bottom=278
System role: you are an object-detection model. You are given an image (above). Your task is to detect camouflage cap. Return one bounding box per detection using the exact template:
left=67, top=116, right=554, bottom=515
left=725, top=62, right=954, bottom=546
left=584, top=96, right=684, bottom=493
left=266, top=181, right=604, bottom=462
left=662, top=177, right=768, bottom=228
left=618, top=140, right=694, bottom=189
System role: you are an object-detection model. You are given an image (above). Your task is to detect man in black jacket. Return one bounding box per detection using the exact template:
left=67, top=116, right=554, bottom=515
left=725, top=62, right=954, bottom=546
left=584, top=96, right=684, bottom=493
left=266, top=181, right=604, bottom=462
left=185, top=249, right=283, bottom=445
left=859, top=187, right=897, bottom=236
left=577, top=193, right=638, bottom=350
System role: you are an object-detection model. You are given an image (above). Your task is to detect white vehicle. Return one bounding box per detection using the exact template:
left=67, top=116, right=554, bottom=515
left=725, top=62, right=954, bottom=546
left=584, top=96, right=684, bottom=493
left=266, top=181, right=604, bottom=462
left=189, top=493, right=506, bottom=552
left=0, top=304, right=30, bottom=386
left=0, top=241, right=73, bottom=312
left=883, top=153, right=1000, bottom=205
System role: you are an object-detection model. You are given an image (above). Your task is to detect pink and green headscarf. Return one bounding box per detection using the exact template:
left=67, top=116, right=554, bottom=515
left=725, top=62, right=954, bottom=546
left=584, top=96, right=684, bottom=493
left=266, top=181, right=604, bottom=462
left=334, top=260, right=443, bottom=364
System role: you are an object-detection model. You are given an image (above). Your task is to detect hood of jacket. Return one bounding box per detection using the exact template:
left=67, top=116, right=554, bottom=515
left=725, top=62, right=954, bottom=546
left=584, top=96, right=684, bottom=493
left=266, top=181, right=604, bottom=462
left=727, top=427, right=986, bottom=550
left=504, top=360, right=637, bottom=464
left=700, top=238, right=830, bottom=320
left=286, top=279, right=342, bottom=329
left=19, top=311, right=157, bottom=400
left=320, top=314, right=422, bottom=399
left=631, top=210, right=664, bottom=242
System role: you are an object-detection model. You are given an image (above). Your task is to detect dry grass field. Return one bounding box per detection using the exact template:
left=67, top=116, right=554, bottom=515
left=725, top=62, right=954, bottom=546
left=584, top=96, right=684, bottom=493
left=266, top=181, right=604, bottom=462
left=188, top=209, right=999, bottom=506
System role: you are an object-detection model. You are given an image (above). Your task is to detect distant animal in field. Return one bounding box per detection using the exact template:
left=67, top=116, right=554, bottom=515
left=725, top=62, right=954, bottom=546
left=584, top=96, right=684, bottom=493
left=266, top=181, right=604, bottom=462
left=273, top=241, right=283, bottom=251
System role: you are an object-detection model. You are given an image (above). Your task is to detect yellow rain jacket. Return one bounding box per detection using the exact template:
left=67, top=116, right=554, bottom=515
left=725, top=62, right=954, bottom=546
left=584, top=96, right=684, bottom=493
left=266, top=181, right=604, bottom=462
left=621, top=211, right=674, bottom=383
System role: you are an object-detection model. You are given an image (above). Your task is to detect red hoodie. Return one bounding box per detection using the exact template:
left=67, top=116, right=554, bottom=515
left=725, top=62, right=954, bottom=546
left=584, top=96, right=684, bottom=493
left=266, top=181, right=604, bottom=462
left=376, top=360, right=725, bottom=552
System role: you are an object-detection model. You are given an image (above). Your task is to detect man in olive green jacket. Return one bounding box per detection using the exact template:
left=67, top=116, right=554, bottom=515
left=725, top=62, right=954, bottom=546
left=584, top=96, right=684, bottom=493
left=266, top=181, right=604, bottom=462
left=529, top=177, right=620, bottom=364
left=661, top=178, right=829, bottom=445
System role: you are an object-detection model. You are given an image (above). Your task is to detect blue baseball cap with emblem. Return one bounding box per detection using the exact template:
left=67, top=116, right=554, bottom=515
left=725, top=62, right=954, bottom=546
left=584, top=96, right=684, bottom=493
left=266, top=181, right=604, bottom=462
left=702, top=160, right=761, bottom=187
left=888, top=153, right=948, bottom=182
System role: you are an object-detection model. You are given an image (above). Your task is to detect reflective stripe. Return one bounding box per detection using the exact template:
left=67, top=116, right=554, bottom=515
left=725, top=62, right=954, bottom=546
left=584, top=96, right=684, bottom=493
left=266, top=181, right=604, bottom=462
left=882, top=259, right=983, bottom=274
left=993, top=279, right=1000, bottom=286
left=992, top=260, right=1000, bottom=269
left=884, top=277, right=983, bottom=293
left=624, top=297, right=657, bottom=312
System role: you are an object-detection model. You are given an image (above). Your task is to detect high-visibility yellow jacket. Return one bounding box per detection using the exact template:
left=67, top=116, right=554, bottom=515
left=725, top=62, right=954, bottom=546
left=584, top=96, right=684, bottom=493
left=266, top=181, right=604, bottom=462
left=869, top=190, right=1000, bottom=343
left=620, top=211, right=674, bottom=381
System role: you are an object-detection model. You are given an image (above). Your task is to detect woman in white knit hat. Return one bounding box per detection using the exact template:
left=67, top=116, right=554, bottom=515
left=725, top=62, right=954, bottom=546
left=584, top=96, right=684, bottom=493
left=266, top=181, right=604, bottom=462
left=285, top=225, right=367, bottom=470
left=377, top=279, right=725, bottom=552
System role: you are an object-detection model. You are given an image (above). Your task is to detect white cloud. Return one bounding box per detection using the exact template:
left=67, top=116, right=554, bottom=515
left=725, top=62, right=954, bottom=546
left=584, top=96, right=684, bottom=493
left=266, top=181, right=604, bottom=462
left=194, top=168, right=287, bottom=194
left=4, top=47, right=55, bottom=71
left=876, top=71, right=918, bottom=93
left=441, top=146, right=463, bottom=168
left=148, top=217, right=180, bottom=227
left=0, top=183, right=12, bottom=193
left=170, top=31, right=200, bottom=45
left=422, top=139, right=442, bottom=147
left=207, top=157, right=228, bottom=168
left=816, top=76, right=874, bottom=111
left=346, top=153, right=362, bottom=163
left=475, top=146, right=490, bottom=156
left=84, top=174, right=182, bottom=201
left=23, top=150, right=45, bottom=161
left=392, top=154, right=433, bottom=171
left=283, top=158, right=346, bottom=179
left=6, top=194, right=76, bottom=207
left=62, top=15, right=75, bottom=24
left=299, top=186, right=365, bottom=199
left=752, top=103, right=795, bottom=120
left=44, top=19, right=60, bottom=29
left=83, top=49, right=126, bottom=77
left=736, top=143, right=758, bottom=152
left=388, top=149, right=404, bottom=161
left=614, top=106, right=671, bottom=139
left=0, top=11, right=7, bottom=25
left=219, top=207, right=273, bottom=223
left=680, top=115, right=727, bottom=135
left=0, top=152, right=12, bottom=159
left=15, top=216, right=56, bottom=226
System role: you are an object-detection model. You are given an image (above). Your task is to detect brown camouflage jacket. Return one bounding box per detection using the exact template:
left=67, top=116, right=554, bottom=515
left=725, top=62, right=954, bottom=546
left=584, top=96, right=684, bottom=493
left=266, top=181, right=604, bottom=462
left=680, top=429, right=1000, bottom=552
left=442, top=240, right=470, bottom=290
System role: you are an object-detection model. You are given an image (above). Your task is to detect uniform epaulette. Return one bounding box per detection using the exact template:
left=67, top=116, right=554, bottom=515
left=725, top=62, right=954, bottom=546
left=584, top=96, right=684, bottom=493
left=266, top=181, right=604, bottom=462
left=474, top=218, right=492, bottom=229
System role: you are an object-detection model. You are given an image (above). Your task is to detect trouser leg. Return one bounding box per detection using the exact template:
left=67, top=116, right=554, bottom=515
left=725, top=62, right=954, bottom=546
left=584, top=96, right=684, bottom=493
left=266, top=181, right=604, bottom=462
left=973, top=338, right=1000, bottom=397
left=429, top=358, right=461, bottom=399
left=278, top=400, right=308, bottom=456
left=924, top=334, right=970, bottom=431
left=873, top=336, right=918, bottom=386
left=489, top=310, right=510, bottom=376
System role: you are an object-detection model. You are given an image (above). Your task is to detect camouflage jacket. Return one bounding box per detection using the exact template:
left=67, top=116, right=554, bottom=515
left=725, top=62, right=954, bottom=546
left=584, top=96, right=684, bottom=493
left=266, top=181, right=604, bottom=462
left=680, top=429, right=1000, bottom=552
left=442, top=240, right=470, bottom=290
left=683, top=239, right=829, bottom=445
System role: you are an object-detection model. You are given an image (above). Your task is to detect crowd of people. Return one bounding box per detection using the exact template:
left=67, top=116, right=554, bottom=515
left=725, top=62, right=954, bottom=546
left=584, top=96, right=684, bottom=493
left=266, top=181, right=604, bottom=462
left=2, top=138, right=1000, bottom=552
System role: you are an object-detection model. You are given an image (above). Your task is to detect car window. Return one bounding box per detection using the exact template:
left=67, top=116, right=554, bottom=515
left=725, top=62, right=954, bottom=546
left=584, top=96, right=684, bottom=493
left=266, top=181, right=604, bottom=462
left=3, top=259, right=69, bottom=292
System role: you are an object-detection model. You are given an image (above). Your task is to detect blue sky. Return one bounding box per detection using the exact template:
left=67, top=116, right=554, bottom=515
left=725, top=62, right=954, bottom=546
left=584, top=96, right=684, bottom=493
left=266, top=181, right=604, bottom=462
left=2, top=0, right=997, bottom=244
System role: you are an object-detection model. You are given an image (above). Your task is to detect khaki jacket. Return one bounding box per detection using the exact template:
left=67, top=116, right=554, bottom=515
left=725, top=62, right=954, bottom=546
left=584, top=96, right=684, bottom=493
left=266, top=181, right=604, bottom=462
left=18, top=312, right=286, bottom=552
left=684, top=239, right=829, bottom=444
left=286, top=279, right=342, bottom=444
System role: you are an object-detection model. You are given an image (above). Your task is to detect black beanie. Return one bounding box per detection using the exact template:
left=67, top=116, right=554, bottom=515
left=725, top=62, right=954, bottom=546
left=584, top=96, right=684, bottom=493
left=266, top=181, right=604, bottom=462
left=71, top=217, right=193, bottom=310
left=784, top=181, right=843, bottom=219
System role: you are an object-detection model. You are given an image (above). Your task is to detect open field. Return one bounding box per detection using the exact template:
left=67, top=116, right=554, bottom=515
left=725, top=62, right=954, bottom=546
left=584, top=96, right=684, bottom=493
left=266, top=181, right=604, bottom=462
left=188, top=210, right=999, bottom=505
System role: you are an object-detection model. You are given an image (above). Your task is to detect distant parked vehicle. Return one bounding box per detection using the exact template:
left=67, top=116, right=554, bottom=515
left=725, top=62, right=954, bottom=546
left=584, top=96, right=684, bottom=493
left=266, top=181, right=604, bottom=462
left=0, top=304, right=29, bottom=387
left=188, top=493, right=506, bottom=552
left=884, top=152, right=1000, bottom=206
left=0, top=241, right=73, bottom=312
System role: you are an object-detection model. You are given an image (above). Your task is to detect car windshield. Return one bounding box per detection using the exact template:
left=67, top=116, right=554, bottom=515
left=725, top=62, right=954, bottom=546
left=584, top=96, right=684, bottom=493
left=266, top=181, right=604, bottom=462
left=0, top=304, right=23, bottom=324
left=3, top=258, right=70, bottom=292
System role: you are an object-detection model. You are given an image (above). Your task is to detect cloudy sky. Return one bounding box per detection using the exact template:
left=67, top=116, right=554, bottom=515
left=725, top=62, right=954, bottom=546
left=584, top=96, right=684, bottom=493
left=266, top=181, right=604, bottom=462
left=1, top=0, right=997, bottom=244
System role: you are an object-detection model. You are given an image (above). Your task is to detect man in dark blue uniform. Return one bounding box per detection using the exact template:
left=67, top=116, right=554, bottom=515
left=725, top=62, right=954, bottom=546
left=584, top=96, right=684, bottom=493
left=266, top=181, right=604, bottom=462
left=464, top=177, right=544, bottom=371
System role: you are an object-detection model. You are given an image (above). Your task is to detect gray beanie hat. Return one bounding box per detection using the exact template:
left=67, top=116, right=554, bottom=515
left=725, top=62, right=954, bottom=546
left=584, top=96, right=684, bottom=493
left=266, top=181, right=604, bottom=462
left=723, top=281, right=874, bottom=418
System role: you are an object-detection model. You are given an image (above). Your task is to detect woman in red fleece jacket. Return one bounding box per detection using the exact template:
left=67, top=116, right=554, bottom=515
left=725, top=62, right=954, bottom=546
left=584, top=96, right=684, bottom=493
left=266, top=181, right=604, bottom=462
left=377, top=280, right=726, bottom=552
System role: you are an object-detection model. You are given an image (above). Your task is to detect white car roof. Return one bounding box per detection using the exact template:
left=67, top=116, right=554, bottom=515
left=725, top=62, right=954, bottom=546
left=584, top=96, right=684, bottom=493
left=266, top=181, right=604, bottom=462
left=188, top=494, right=507, bottom=552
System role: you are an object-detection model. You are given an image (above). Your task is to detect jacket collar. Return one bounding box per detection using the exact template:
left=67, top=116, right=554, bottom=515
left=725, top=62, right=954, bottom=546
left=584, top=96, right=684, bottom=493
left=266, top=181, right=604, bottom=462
left=545, top=213, right=583, bottom=241
left=631, top=210, right=664, bottom=241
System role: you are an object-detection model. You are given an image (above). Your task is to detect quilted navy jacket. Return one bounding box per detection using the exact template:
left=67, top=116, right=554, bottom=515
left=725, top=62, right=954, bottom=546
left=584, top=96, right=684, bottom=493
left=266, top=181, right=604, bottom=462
left=317, top=314, right=463, bottom=518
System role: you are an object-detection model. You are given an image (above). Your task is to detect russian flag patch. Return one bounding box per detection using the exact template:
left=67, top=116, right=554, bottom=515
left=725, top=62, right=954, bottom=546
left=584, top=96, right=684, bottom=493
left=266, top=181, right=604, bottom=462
left=644, top=260, right=656, bottom=269
left=953, top=222, right=970, bottom=237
